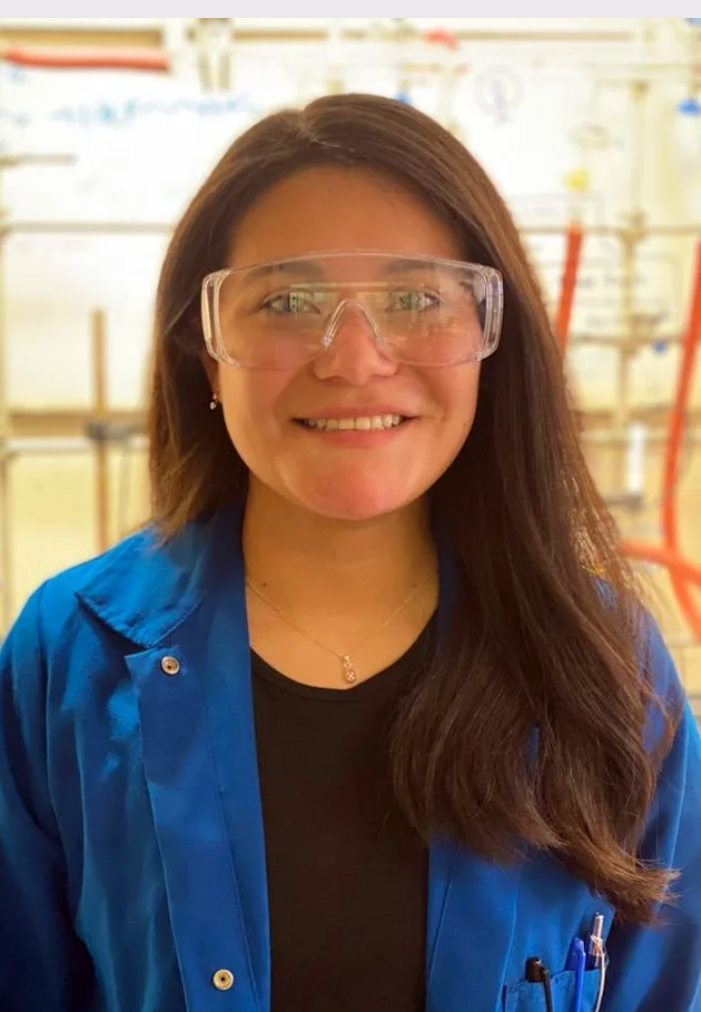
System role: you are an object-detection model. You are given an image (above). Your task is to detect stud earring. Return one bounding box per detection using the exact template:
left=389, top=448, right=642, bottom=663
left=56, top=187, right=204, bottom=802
left=209, top=392, right=219, bottom=411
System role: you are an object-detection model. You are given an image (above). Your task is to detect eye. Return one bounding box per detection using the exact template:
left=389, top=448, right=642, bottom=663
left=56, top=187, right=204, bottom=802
left=261, top=290, right=322, bottom=315
left=388, top=289, right=441, bottom=312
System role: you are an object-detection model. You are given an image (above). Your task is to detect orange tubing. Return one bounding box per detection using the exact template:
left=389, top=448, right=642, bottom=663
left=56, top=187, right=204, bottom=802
left=1, top=45, right=170, bottom=72
left=423, top=29, right=460, bottom=50
left=619, top=538, right=701, bottom=586
left=619, top=240, right=701, bottom=641
left=660, top=240, right=701, bottom=634
left=621, top=539, right=701, bottom=642
left=555, top=222, right=583, bottom=353
left=621, top=540, right=701, bottom=589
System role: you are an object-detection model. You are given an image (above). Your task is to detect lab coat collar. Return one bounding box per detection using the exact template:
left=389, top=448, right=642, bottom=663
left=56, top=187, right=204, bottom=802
left=75, top=507, right=236, bottom=648
left=75, top=504, right=452, bottom=652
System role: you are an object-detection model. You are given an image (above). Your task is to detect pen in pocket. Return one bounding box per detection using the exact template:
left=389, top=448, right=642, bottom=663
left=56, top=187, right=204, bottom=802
left=565, top=937, right=586, bottom=1012
left=525, top=957, right=554, bottom=1012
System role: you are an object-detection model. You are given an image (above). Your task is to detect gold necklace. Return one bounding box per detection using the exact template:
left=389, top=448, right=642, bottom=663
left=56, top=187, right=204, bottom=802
left=245, top=569, right=432, bottom=685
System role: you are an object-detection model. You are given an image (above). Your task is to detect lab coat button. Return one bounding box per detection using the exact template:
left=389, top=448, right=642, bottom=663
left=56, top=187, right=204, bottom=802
left=212, top=969, right=235, bottom=991
left=160, top=656, right=180, bottom=676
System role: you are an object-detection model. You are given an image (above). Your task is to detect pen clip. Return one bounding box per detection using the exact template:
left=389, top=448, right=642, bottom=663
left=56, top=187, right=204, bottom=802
left=540, top=966, right=555, bottom=1012
left=586, top=913, right=606, bottom=969
left=591, top=914, right=605, bottom=965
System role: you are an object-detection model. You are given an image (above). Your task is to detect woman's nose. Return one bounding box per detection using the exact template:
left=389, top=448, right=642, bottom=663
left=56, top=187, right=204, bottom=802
left=311, top=302, right=398, bottom=384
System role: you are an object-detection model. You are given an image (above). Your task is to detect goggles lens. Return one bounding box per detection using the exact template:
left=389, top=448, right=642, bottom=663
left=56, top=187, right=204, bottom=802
left=201, top=252, right=503, bottom=368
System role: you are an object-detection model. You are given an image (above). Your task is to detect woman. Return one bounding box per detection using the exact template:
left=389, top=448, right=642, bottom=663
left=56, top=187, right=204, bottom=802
left=1, top=94, right=700, bottom=1012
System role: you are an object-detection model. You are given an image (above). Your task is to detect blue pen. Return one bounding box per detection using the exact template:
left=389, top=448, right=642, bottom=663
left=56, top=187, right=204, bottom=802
left=568, top=938, right=586, bottom=1012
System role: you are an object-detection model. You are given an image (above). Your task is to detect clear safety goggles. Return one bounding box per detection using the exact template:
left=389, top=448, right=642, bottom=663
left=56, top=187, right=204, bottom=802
left=201, top=251, right=503, bottom=369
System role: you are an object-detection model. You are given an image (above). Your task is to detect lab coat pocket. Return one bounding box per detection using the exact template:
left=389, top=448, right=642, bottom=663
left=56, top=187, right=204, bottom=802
left=503, top=967, right=602, bottom=1012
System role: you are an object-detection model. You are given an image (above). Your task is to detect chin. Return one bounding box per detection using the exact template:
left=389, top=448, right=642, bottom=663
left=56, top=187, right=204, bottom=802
left=296, top=482, right=416, bottom=523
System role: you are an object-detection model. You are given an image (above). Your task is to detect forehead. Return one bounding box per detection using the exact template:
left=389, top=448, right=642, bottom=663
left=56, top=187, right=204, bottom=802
left=227, top=165, right=463, bottom=269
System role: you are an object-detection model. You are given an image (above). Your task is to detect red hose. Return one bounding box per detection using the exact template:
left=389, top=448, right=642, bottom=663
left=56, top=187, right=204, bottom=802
left=620, top=240, right=701, bottom=641
left=423, top=29, right=459, bottom=50
left=556, top=223, right=583, bottom=352
left=660, top=240, right=701, bottom=633
left=622, top=536, right=701, bottom=602
left=621, top=539, right=701, bottom=641
left=1, top=44, right=170, bottom=72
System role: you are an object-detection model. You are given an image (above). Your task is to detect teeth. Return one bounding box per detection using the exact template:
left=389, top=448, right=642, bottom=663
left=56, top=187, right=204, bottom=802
left=303, top=414, right=404, bottom=431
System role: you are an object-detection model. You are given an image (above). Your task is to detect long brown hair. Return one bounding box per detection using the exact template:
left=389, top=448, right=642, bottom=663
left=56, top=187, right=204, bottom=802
left=148, top=93, right=680, bottom=923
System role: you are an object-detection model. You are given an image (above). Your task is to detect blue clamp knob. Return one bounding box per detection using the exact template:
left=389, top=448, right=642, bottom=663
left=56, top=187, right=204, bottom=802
left=678, top=96, right=701, bottom=115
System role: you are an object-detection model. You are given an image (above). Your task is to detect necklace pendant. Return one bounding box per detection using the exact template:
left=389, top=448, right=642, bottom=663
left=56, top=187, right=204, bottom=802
left=342, top=655, right=357, bottom=685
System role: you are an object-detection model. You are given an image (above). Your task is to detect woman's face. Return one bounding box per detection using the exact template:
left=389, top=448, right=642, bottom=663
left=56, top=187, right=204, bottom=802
left=212, top=166, right=481, bottom=522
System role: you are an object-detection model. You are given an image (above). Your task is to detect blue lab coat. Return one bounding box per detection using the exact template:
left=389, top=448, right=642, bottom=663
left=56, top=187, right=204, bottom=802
left=1, top=506, right=700, bottom=1012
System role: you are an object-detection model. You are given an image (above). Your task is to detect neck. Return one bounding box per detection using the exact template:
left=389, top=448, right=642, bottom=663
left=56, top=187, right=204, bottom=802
left=242, top=479, right=436, bottom=621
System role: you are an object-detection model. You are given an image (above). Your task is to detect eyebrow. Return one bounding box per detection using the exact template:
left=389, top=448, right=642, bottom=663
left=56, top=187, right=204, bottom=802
left=238, top=260, right=328, bottom=282
left=235, top=255, right=455, bottom=285
left=378, top=257, right=449, bottom=275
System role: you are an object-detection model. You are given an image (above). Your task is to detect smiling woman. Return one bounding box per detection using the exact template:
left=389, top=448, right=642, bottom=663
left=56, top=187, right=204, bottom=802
left=0, top=93, right=700, bottom=1012
left=204, top=232, right=493, bottom=524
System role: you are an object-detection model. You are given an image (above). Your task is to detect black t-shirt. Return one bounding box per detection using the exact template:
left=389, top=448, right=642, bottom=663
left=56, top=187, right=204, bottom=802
left=252, top=626, right=433, bottom=1012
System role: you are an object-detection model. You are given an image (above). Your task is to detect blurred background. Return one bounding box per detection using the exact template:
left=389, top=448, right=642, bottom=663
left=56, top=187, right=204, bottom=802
left=1, top=18, right=700, bottom=719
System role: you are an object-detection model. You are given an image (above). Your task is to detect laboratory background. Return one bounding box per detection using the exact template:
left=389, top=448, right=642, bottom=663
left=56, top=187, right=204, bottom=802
left=0, top=17, right=700, bottom=724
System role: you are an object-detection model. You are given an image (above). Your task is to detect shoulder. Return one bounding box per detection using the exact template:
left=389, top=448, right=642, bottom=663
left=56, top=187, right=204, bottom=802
left=636, top=605, right=688, bottom=747
left=3, top=525, right=160, bottom=652
left=591, top=573, right=685, bottom=713
left=1, top=513, right=212, bottom=664
left=630, top=605, right=701, bottom=862
left=0, top=534, right=159, bottom=732
left=0, top=517, right=219, bottom=740
left=2, top=507, right=236, bottom=665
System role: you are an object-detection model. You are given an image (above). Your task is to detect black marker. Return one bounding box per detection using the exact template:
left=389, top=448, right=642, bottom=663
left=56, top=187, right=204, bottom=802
left=524, top=957, right=554, bottom=1012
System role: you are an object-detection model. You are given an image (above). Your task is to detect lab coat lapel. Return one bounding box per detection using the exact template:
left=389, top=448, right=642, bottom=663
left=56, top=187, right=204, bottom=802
left=427, top=839, right=523, bottom=1011
left=117, top=511, right=270, bottom=1012
left=425, top=546, right=523, bottom=1010
left=425, top=562, right=523, bottom=1009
